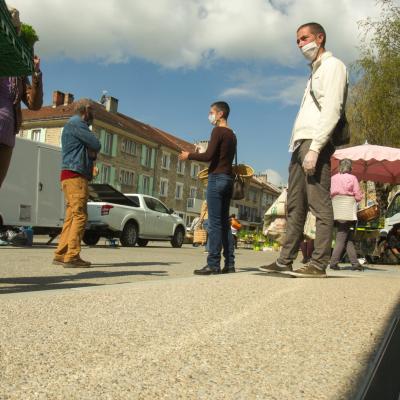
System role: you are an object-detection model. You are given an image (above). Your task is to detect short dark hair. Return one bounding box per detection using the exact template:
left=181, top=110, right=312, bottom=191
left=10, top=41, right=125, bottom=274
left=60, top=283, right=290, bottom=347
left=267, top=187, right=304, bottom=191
left=211, top=101, right=230, bottom=120
left=297, top=22, right=326, bottom=47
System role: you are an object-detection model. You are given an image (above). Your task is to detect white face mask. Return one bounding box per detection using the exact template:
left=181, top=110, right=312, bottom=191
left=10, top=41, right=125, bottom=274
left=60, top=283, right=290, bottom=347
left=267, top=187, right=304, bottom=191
left=301, top=40, right=319, bottom=62
left=208, top=113, right=216, bottom=125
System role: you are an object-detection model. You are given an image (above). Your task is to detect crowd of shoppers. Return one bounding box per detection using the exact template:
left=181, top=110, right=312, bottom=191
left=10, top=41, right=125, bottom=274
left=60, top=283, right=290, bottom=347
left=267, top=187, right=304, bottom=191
left=2, top=9, right=397, bottom=273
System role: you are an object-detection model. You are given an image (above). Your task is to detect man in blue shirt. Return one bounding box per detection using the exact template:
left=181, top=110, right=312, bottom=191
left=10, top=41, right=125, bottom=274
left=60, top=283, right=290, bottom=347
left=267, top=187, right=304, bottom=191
left=53, top=100, right=101, bottom=268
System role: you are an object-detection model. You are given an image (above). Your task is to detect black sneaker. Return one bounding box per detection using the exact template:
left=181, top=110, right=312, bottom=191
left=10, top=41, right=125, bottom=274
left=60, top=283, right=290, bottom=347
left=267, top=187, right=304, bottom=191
left=330, top=264, right=341, bottom=270
left=351, top=264, right=364, bottom=271
left=194, top=266, right=221, bottom=275
left=258, top=261, right=293, bottom=274
left=221, top=266, right=236, bottom=274
left=289, top=264, right=327, bottom=278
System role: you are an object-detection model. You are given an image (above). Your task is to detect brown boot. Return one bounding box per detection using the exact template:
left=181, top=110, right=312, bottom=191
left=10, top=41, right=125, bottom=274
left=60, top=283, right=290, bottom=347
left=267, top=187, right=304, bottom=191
left=52, top=256, right=66, bottom=266
left=63, top=258, right=92, bottom=268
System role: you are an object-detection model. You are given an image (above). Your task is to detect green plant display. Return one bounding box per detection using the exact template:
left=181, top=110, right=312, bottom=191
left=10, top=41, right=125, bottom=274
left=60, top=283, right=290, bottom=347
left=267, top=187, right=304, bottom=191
left=238, top=229, right=280, bottom=251
left=20, top=23, right=39, bottom=48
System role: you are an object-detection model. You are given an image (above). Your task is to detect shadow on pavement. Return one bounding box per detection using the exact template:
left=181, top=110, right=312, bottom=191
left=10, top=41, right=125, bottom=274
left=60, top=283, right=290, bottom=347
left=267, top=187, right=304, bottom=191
left=0, top=269, right=168, bottom=294
left=85, top=245, right=187, bottom=249
left=93, top=261, right=179, bottom=267
left=353, top=298, right=400, bottom=400
left=252, top=272, right=294, bottom=278
left=0, top=244, right=57, bottom=249
left=252, top=270, right=350, bottom=278
left=338, top=266, right=388, bottom=272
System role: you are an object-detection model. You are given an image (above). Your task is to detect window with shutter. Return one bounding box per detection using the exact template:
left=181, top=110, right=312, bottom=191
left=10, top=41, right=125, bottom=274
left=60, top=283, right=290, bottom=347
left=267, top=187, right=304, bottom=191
left=150, top=148, right=156, bottom=169
left=138, top=175, right=144, bottom=193
left=189, top=187, right=197, bottom=199
left=177, top=160, right=185, bottom=175
left=143, top=176, right=151, bottom=195
left=161, top=152, right=170, bottom=170
left=100, top=129, right=106, bottom=153
left=100, top=164, right=111, bottom=183
left=175, top=183, right=184, bottom=200
left=111, top=136, right=118, bottom=157
left=141, top=145, right=151, bottom=167
left=159, top=179, right=169, bottom=197
left=110, top=167, right=116, bottom=186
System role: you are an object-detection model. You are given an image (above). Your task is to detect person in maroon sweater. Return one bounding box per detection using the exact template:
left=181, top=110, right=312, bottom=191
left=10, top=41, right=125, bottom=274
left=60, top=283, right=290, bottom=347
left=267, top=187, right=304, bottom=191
left=180, top=102, right=237, bottom=275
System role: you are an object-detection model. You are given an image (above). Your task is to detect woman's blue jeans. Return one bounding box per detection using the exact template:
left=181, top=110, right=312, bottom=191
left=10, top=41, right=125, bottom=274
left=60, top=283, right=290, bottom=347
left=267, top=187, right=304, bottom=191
left=203, top=219, right=210, bottom=252
left=206, top=173, right=235, bottom=269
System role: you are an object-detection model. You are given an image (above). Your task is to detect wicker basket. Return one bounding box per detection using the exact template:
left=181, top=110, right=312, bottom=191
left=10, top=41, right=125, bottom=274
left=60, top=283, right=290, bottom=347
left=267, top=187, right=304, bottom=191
left=193, top=228, right=207, bottom=245
left=232, top=164, right=254, bottom=178
left=198, top=169, right=209, bottom=181
left=357, top=204, right=380, bottom=222
left=198, top=164, right=254, bottom=185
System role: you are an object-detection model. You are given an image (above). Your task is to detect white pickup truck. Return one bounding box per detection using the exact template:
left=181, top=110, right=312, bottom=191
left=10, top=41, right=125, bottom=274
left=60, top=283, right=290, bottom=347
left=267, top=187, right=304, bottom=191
left=85, top=184, right=186, bottom=248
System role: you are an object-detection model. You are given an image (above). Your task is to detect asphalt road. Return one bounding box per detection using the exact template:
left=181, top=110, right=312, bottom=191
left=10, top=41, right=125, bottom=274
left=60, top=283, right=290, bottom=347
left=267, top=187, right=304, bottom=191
left=1, top=239, right=399, bottom=399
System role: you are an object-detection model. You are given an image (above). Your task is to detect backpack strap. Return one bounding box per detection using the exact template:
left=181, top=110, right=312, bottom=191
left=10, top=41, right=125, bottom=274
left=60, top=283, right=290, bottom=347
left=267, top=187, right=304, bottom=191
left=309, top=74, right=322, bottom=111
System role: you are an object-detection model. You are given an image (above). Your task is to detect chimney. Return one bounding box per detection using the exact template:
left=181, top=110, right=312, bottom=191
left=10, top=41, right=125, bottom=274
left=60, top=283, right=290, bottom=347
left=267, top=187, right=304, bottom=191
left=256, top=173, right=268, bottom=185
left=105, top=96, right=118, bottom=113
left=64, top=93, right=74, bottom=105
left=52, top=91, right=65, bottom=108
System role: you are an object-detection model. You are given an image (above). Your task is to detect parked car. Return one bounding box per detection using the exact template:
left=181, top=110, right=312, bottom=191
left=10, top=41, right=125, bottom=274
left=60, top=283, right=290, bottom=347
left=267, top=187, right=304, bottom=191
left=384, top=190, right=400, bottom=233
left=85, top=184, right=186, bottom=248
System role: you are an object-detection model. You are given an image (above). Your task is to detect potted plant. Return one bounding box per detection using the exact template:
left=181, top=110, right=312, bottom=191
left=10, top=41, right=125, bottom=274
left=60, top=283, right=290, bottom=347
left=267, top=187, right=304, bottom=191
left=20, top=23, right=39, bottom=49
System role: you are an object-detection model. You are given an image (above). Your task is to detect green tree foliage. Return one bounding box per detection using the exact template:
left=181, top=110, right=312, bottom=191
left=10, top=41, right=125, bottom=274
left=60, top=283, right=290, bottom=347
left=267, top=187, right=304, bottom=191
left=347, top=0, right=400, bottom=147
left=20, top=23, right=39, bottom=49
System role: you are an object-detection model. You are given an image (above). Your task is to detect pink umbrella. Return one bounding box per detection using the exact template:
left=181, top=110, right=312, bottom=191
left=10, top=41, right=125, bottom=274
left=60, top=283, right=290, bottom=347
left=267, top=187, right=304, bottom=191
left=331, top=143, right=400, bottom=184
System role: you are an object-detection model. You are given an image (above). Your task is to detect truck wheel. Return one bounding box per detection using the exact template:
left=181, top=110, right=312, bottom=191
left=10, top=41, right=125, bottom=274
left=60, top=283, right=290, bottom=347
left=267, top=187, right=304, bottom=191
left=137, top=239, right=149, bottom=247
left=171, top=227, right=185, bottom=248
left=83, top=231, right=101, bottom=246
left=120, top=221, right=138, bottom=247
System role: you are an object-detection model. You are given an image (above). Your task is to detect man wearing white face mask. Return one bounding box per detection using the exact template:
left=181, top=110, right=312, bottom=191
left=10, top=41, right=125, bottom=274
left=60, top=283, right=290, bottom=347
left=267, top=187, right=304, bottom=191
left=259, top=22, right=348, bottom=278
left=180, top=102, right=237, bottom=275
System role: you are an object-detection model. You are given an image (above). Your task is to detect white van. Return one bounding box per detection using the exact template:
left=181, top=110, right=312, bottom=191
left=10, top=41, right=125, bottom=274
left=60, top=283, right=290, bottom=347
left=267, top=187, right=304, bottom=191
left=0, top=137, right=64, bottom=234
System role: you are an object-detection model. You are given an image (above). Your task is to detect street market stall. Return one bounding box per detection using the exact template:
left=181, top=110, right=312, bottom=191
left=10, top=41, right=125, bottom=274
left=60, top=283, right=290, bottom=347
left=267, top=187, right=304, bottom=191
left=0, top=0, right=34, bottom=77
left=331, top=143, right=400, bottom=262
